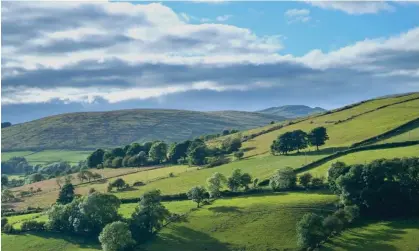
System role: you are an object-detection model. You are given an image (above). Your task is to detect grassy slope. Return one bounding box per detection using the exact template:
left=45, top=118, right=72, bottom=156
left=143, top=192, right=337, bottom=251
left=377, top=126, right=419, bottom=144
left=322, top=219, right=419, bottom=251
left=302, top=144, right=419, bottom=177
left=241, top=95, right=419, bottom=157
left=1, top=109, right=283, bottom=151
left=1, top=150, right=92, bottom=165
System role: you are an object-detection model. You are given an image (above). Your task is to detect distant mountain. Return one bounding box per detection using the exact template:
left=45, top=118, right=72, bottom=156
left=257, top=105, right=326, bottom=118
left=1, top=109, right=285, bottom=151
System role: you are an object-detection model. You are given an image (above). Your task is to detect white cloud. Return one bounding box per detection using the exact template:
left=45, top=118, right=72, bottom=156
left=285, top=9, right=311, bottom=23
left=1, top=2, right=419, bottom=107
left=216, top=15, right=232, bottom=22
left=308, top=1, right=394, bottom=15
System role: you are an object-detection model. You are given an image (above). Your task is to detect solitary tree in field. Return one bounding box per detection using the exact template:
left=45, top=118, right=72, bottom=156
left=308, top=127, right=329, bottom=151
left=187, top=186, right=207, bottom=208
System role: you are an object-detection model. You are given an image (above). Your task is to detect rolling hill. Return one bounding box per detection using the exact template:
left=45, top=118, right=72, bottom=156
left=257, top=105, right=326, bottom=118
left=1, top=109, right=284, bottom=151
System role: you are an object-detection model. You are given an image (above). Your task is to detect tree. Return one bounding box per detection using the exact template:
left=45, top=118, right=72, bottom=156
left=126, top=143, right=143, bottom=156
left=1, top=122, right=12, bottom=128
left=327, top=161, right=350, bottom=194
left=56, top=183, right=75, bottom=205
left=187, top=144, right=208, bottom=166
left=233, top=150, right=244, bottom=160
left=299, top=173, right=312, bottom=188
left=56, top=176, right=63, bottom=189
left=130, top=190, right=170, bottom=243
left=187, top=186, right=207, bottom=208
left=291, top=130, right=308, bottom=153
left=99, top=221, right=135, bottom=251
left=322, top=215, right=343, bottom=235
left=149, top=141, right=168, bottom=163
left=64, top=175, right=74, bottom=184
left=207, top=172, right=226, bottom=198
left=227, top=169, right=243, bottom=192
left=221, top=137, right=242, bottom=153
left=240, top=173, right=252, bottom=191
left=110, top=178, right=126, bottom=191
left=77, top=172, right=87, bottom=182
left=308, top=127, right=329, bottom=151
left=311, top=177, right=325, bottom=189
left=2, top=175, right=9, bottom=188
left=271, top=132, right=294, bottom=155
left=78, top=192, right=121, bottom=235
left=111, top=148, right=125, bottom=158
left=128, top=151, right=148, bottom=167
left=26, top=173, right=44, bottom=184
left=269, top=167, right=297, bottom=191
left=167, top=140, right=191, bottom=164
left=87, top=149, right=105, bottom=168
left=112, top=157, right=123, bottom=168
left=222, top=129, right=230, bottom=136
left=296, top=213, right=326, bottom=249
left=1, top=189, right=15, bottom=202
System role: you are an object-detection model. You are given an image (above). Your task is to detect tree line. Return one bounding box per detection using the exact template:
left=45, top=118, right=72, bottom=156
left=271, top=126, right=329, bottom=155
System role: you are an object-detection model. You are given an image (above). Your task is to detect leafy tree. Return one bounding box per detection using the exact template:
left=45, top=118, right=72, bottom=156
left=271, top=132, right=294, bottom=155
left=327, top=161, right=350, bottom=194
left=112, top=157, right=123, bottom=168
left=87, top=149, right=105, bottom=168
left=253, top=178, right=259, bottom=189
left=142, top=142, right=153, bottom=155
left=240, top=173, right=252, bottom=191
left=269, top=167, right=297, bottom=191
left=64, top=175, right=74, bottom=184
left=291, top=130, right=308, bottom=153
left=99, top=221, right=135, bottom=251
left=296, top=213, right=326, bottom=249
left=149, top=141, right=168, bottom=163
left=130, top=190, right=170, bottom=243
left=187, top=186, right=207, bottom=208
left=111, top=148, right=125, bottom=158
left=167, top=140, right=191, bottom=164
left=126, top=143, right=143, bottom=156
left=311, top=177, right=325, bottom=189
left=322, top=215, right=343, bottom=235
left=1, top=122, right=12, bottom=128
left=221, top=137, right=242, bottom=153
left=1, top=218, right=8, bottom=229
left=187, top=144, right=208, bottom=166
left=222, top=129, right=230, bottom=136
left=308, top=127, right=329, bottom=151
left=78, top=192, right=121, bottom=235
left=299, top=173, right=312, bottom=188
left=110, top=178, right=126, bottom=191
left=122, top=156, right=131, bottom=167
left=227, top=169, right=243, bottom=192
left=233, top=150, right=244, bottom=160
left=56, top=183, right=75, bottom=205
left=206, top=172, right=226, bottom=198
left=77, top=171, right=87, bottom=182
left=56, top=176, right=63, bottom=189
left=26, top=173, right=44, bottom=184
left=1, top=189, right=15, bottom=202
left=343, top=205, right=360, bottom=223
left=103, top=151, right=114, bottom=162
left=128, top=151, right=148, bottom=167
left=1, top=175, right=9, bottom=188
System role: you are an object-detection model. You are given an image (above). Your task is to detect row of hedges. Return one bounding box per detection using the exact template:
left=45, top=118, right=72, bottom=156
left=1, top=207, right=43, bottom=217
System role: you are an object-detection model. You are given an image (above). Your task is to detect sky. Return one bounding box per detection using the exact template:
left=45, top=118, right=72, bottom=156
left=1, top=1, right=419, bottom=124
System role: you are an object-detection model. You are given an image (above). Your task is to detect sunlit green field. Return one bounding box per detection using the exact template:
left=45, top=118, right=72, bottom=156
left=1, top=150, right=91, bottom=164
left=301, top=144, right=419, bottom=177
left=142, top=192, right=338, bottom=251
left=377, top=126, right=419, bottom=144
left=119, top=200, right=196, bottom=218
left=322, top=219, right=419, bottom=251
left=242, top=98, right=419, bottom=157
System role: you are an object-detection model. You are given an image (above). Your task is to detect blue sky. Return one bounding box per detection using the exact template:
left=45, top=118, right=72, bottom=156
left=2, top=1, right=419, bottom=123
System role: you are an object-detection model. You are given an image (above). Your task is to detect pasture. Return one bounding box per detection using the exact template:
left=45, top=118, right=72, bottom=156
left=1, top=150, right=91, bottom=165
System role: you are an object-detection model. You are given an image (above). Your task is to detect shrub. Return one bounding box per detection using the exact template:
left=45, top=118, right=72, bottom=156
left=132, top=181, right=145, bottom=187
left=311, top=177, right=325, bottom=189
left=322, top=215, right=343, bottom=235
left=205, top=156, right=230, bottom=168
left=233, top=150, right=244, bottom=160
left=1, top=218, right=8, bottom=229
left=21, top=220, right=46, bottom=232
left=296, top=213, right=326, bottom=249
left=112, top=157, right=123, bottom=168
left=299, top=173, right=312, bottom=188
left=3, top=223, right=14, bottom=234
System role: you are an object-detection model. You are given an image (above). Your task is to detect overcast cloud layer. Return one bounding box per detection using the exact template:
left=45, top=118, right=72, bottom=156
left=1, top=1, right=419, bottom=123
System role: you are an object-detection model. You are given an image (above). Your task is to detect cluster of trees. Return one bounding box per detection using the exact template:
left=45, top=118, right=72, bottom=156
left=196, top=129, right=240, bottom=141
left=296, top=157, right=419, bottom=249
left=271, top=127, right=329, bottom=155
left=1, top=122, right=12, bottom=128
left=87, top=135, right=243, bottom=169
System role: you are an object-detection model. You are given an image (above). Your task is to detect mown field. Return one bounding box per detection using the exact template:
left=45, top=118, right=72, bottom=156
left=302, top=144, right=419, bottom=177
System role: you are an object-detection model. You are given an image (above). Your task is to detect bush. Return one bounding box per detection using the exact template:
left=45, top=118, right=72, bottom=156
left=296, top=213, right=326, bottom=249
left=233, top=150, right=244, bottom=160
left=1, top=218, right=8, bottom=229
left=311, top=177, right=325, bottom=189
left=132, top=181, right=145, bottom=187
left=112, top=157, right=123, bottom=168
left=322, top=215, right=343, bottom=235
left=21, top=220, right=46, bottom=232
left=269, top=167, right=297, bottom=191
left=205, top=156, right=230, bottom=168
left=299, top=173, right=312, bottom=188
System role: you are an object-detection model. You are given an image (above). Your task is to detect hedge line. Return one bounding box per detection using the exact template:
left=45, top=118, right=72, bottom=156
left=1, top=208, right=43, bottom=217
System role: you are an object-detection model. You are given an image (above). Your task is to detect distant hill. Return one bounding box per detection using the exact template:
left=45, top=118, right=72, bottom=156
left=1, top=109, right=285, bottom=151
left=257, top=105, right=326, bottom=118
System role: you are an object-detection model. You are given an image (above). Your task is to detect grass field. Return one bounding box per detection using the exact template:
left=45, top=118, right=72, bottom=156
left=322, top=219, right=419, bottom=251
left=142, top=192, right=337, bottom=251
left=119, top=200, right=196, bottom=218
left=1, top=150, right=92, bottom=164
left=377, top=126, right=419, bottom=144
left=302, top=144, right=419, bottom=177
left=241, top=97, right=419, bottom=157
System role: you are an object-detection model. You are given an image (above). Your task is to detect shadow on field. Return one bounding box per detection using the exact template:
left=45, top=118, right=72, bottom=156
left=28, top=232, right=100, bottom=249
left=151, top=226, right=232, bottom=251
left=208, top=206, right=241, bottom=213
left=321, top=219, right=419, bottom=251
left=241, top=147, right=256, bottom=152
